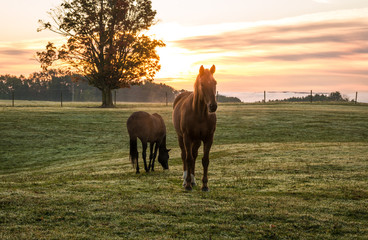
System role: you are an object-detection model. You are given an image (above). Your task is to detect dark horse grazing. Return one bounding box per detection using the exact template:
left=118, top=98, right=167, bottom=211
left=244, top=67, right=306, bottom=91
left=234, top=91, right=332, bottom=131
left=127, top=111, right=170, bottom=173
left=173, top=65, right=217, bottom=191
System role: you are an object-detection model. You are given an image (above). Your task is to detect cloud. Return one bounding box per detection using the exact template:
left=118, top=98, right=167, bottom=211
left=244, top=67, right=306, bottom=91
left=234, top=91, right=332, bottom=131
left=217, top=45, right=368, bottom=62
left=216, top=72, right=368, bottom=92
left=162, top=11, right=368, bottom=92
left=0, top=49, right=34, bottom=56
left=0, top=38, right=62, bottom=75
left=173, top=20, right=368, bottom=53
left=0, top=46, right=37, bottom=75
left=169, top=16, right=368, bottom=71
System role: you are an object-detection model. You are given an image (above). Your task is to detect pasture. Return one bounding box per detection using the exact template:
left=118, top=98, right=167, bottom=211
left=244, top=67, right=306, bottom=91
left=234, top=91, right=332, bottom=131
left=1, top=101, right=368, bottom=239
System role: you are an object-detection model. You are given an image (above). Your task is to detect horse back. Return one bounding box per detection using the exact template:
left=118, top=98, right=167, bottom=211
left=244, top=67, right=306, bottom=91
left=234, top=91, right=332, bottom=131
left=173, top=91, right=192, bottom=109
left=173, top=92, right=193, bottom=135
left=127, top=111, right=165, bottom=142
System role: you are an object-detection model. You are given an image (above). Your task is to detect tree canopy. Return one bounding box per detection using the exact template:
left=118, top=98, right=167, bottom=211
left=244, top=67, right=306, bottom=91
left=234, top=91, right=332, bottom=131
left=37, top=0, right=165, bottom=107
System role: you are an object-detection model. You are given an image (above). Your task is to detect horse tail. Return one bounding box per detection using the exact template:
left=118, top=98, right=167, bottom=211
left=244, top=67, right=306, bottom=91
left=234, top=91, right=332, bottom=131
left=129, top=138, right=138, bottom=167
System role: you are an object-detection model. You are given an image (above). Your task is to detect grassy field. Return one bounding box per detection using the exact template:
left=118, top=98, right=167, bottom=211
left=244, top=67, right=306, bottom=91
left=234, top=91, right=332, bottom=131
left=1, top=100, right=368, bottom=239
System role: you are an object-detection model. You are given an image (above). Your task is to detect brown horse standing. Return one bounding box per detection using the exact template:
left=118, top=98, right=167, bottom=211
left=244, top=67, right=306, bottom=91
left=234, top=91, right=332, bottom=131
left=173, top=65, right=217, bottom=191
left=127, top=111, right=170, bottom=173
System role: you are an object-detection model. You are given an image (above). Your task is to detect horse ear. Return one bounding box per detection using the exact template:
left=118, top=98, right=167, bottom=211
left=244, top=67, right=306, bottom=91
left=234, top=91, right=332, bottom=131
left=210, top=65, right=216, bottom=74
left=199, top=65, right=205, bottom=75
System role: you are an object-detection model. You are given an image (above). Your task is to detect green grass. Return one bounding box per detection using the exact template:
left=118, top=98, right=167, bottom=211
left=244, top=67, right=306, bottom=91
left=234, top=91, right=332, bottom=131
left=1, top=101, right=368, bottom=239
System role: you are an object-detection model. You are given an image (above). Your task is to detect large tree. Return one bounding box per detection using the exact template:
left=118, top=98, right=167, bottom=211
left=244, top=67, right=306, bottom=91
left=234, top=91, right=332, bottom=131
left=37, top=0, right=165, bottom=107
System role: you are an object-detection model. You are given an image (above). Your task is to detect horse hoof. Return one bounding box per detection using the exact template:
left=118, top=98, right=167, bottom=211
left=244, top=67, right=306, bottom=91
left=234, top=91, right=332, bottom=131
left=201, top=186, right=209, bottom=192
left=185, top=186, right=192, bottom=191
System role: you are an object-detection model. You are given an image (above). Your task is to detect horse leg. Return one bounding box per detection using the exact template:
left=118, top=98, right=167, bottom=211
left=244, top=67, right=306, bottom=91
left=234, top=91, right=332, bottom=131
left=136, top=158, right=140, bottom=174
left=130, top=137, right=140, bottom=174
left=151, top=143, right=159, bottom=171
left=148, top=142, right=154, bottom=170
left=142, top=141, right=149, bottom=172
left=191, top=140, right=201, bottom=186
left=178, top=136, right=187, bottom=186
left=183, top=134, right=193, bottom=191
left=202, top=136, right=213, bottom=192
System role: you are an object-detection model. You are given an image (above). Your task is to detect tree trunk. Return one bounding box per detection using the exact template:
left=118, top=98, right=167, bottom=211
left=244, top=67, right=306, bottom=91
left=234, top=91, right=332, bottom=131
left=101, top=87, right=114, bottom=108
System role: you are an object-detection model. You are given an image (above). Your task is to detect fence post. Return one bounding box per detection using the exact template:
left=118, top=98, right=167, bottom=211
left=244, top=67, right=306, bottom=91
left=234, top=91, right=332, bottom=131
left=60, top=91, right=63, bottom=107
left=355, top=92, right=358, bottom=104
left=165, top=92, right=168, bottom=106
left=12, top=91, right=14, bottom=107
left=264, top=91, right=266, bottom=103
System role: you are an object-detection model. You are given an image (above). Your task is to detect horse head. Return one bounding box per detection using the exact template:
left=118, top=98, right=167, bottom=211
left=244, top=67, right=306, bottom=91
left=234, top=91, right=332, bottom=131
left=158, top=147, right=170, bottom=170
left=196, top=65, right=218, bottom=113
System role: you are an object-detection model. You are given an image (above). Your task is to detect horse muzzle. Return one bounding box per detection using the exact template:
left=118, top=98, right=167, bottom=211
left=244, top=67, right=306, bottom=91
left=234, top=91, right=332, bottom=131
left=209, top=103, right=218, bottom=113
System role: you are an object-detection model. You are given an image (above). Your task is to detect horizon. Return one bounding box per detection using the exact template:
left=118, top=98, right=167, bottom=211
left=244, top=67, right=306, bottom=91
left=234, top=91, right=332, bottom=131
left=1, top=0, right=368, bottom=94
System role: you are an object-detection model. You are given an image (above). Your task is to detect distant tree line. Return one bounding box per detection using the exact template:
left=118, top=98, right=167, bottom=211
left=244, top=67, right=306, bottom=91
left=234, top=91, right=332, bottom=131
left=0, top=71, right=100, bottom=102
left=0, top=72, right=241, bottom=103
left=272, top=91, right=350, bottom=102
left=0, top=72, right=177, bottom=102
left=217, top=94, right=241, bottom=103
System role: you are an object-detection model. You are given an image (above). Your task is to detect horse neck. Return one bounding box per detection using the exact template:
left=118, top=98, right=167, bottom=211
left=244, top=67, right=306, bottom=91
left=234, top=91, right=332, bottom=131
left=159, top=135, right=167, bottom=150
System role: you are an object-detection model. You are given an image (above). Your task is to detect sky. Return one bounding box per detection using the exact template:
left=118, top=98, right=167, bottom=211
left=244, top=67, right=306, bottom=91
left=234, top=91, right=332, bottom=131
left=1, top=0, right=368, bottom=94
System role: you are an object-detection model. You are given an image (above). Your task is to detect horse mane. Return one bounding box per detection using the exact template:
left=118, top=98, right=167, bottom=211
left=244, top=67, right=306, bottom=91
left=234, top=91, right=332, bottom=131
left=192, top=71, right=209, bottom=115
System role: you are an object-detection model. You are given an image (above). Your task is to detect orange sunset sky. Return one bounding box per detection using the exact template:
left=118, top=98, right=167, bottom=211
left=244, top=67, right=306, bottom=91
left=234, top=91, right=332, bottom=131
left=1, top=0, right=368, bottom=94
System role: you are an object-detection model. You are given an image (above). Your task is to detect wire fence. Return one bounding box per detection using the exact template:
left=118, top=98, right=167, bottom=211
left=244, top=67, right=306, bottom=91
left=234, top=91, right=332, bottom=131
left=0, top=88, right=175, bottom=107
left=221, top=91, right=368, bottom=104
left=1, top=89, right=367, bottom=107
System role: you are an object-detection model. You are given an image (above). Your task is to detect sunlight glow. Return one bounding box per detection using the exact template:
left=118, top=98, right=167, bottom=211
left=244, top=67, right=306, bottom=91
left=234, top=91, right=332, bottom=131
left=149, top=8, right=368, bottom=92
left=1, top=4, right=368, bottom=93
